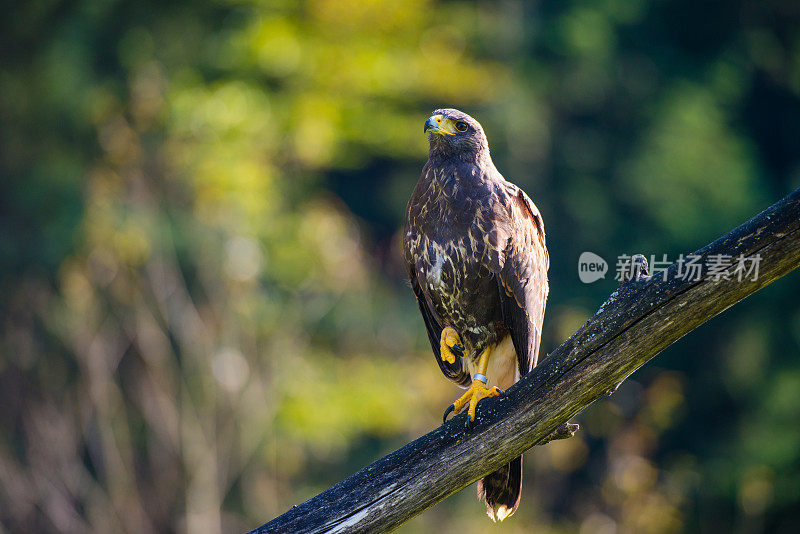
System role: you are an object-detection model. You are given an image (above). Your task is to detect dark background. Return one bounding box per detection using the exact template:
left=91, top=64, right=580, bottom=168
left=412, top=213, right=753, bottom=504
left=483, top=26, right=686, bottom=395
left=2, top=1, right=800, bottom=532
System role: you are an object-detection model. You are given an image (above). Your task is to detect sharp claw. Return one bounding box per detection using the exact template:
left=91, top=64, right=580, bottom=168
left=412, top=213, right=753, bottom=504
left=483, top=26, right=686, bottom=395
left=465, top=413, right=475, bottom=430
left=451, top=343, right=464, bottom=358
left=442, top=404, right=455, bottom=423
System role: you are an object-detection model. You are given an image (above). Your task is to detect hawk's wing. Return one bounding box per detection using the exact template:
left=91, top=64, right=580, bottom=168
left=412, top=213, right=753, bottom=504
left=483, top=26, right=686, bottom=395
left=490, top=183, right=549, bottom=376
left=408, top=269, right=472, bottom=387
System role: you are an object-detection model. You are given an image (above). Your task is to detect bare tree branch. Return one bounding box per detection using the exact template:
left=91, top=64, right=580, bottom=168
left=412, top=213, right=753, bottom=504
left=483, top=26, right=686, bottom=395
left=249, top=188, right=800, bottom=534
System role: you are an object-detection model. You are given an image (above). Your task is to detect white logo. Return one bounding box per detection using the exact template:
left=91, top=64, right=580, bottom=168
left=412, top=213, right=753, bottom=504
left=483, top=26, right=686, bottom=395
left=578, top=252, right=608, bottom=283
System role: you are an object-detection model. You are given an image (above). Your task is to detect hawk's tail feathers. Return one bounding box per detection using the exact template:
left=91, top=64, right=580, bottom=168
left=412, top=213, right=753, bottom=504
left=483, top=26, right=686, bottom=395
left=477, top=455, right=523, bottom=522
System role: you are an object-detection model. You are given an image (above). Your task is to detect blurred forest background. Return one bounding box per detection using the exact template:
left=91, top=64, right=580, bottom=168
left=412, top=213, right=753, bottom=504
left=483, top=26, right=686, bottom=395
left=2, top=0, right=800, bottom=532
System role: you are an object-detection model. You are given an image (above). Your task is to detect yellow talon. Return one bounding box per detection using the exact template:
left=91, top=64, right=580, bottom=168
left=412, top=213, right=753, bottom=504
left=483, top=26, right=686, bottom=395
left=451, top=379, right=502, bottom=421
left=440, top=326, right=463, bottom=364
left=445, top=345, right=500, bottom=422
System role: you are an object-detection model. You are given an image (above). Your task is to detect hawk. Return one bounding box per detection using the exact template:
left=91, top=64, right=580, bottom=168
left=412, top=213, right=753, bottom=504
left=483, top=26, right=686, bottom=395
left=403, top=109, right=549, bottom=521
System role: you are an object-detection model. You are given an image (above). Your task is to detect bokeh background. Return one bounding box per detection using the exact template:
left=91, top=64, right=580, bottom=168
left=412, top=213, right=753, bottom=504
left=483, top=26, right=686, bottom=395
left=2, top=1, right=800, bottom=532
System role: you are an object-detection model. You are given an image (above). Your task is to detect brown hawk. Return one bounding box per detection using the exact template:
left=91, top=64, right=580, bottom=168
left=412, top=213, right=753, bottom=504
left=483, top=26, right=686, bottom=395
left=403, top=109, right=549, bottom=521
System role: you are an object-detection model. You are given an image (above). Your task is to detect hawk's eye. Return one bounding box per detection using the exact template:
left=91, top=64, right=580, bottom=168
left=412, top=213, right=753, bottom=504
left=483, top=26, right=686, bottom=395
left=455, top=121, right=469, bottom=132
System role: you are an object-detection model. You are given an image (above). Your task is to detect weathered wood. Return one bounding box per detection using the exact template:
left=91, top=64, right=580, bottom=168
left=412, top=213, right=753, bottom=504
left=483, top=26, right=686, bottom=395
left=250, top=188, right=800, bottom=534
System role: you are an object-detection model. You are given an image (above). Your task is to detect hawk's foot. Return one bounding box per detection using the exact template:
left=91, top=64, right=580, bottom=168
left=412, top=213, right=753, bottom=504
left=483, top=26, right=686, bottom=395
left=439, top=327, right=464, bottom=364
left=443, top=375, right=502, bottom=424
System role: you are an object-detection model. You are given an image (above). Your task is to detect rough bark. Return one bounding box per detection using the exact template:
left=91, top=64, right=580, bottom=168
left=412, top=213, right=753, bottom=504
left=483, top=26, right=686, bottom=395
left=249, top=188, right=800, bottom=534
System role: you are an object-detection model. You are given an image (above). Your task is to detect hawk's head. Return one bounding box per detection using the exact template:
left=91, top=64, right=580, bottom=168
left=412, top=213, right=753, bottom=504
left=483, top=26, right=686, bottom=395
left=424, top=108, right=489, bottom=159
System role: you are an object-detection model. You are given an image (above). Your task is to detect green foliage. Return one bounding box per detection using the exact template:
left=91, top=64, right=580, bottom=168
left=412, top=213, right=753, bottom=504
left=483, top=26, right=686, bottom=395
left=1, top=0, right=800, bottom=533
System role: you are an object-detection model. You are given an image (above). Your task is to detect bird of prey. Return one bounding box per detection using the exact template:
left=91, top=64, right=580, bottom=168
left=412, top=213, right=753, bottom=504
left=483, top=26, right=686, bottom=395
left=403, top=109, right=549, bottom=521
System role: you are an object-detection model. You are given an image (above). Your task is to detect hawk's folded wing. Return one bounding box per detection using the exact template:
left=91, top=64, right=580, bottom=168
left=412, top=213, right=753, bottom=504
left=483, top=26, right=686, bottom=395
left=409, top=269, right=472, bottom=387
left=490, top=183, right=549, bottom=376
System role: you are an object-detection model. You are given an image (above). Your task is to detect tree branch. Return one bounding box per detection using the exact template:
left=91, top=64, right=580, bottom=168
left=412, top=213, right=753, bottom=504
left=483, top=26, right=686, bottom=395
left=250, top=188, right=800, bottom=534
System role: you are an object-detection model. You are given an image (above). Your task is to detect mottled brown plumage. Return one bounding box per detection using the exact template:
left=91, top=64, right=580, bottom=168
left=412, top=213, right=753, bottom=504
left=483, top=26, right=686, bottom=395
left=403, top=109, right=549, bottom=521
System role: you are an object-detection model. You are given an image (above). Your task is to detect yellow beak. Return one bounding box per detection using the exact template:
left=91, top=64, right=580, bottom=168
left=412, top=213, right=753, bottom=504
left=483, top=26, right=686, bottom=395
left=424, top=114, right=455, bottom=135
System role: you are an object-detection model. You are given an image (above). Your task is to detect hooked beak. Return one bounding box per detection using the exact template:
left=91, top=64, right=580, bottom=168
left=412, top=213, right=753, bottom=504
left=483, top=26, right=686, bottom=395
left=424, top=114, right=455, bottom=135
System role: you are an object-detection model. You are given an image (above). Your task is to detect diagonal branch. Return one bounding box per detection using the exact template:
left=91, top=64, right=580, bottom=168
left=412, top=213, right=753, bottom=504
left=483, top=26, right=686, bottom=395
left=250, top=188, right=800, bottom=534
